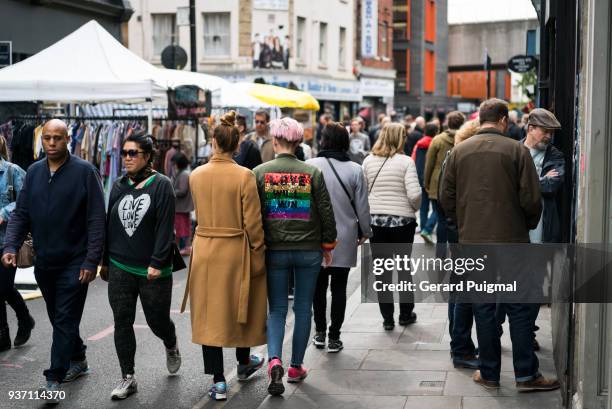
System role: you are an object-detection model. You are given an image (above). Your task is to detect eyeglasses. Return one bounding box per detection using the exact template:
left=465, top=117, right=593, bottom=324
left=255, top=120, right=267, bottom=125
left=120, top=149, right=145, bottom=158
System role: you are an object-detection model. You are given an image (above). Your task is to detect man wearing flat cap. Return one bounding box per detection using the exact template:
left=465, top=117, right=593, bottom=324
left=523, top=108, right=564, bottom=244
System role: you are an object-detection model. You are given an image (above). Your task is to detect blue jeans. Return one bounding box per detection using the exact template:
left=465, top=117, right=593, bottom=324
left=419, top=188, right=438, bottom=234
left=35, top=266, right=88, bottom=382
left=473, top=303, right=540, bottom=382
left=266, top=250, right=322, bottom=366
left=449, top=302, right=476, bottom=358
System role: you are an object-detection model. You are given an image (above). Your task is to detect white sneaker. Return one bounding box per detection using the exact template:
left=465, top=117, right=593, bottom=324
left=166, top=345, right=182, bottom=374
left=111, top=374, right=138, bottom=400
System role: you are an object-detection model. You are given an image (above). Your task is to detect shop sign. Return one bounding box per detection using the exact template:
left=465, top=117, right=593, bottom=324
left=507, top=55, right=537, bottom=73
left=360, top=78, right=395, bottom=97
left=167, top=85, right=211, bottom=118
left=361, top=0, right=378, bottom=58
left=0, top=41, right=11, bottom=68
left=253, top=0, right=288, bottom=10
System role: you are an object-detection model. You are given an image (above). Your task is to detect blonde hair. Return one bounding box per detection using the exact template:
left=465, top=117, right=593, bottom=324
left=372, top=123, right=406, bottom=157
left=0, top=134, right=8, bottom=160
left=455, top=119, right=480, bottom=145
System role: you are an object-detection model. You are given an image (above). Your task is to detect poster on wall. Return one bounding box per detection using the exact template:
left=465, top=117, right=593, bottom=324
left=361, top=0, right=378, bottom=58
left=252, top=0, right=290, bottom=69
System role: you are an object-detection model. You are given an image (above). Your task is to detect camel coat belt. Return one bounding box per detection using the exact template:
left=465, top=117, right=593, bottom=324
left=181, top=226, right=252, bottom=324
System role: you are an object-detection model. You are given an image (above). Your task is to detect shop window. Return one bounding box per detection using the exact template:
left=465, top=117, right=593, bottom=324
left=425, top=0, right=436, bottom=43
left=152, top=14, right=176, bottom=57
left=424, top=49, right=435, bottom=93
left=203, top=12, right=231, bottom=57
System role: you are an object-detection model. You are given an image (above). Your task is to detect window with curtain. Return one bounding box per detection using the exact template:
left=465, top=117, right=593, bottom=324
left=203, top=13, right=231, bottom=57
left=297, top=17, right=306, bottom=62
left=319, top=22, right=327, bottom=66
left=339, top=27, right=346, bottom=68
left=152, top=14, right=176, bottom=57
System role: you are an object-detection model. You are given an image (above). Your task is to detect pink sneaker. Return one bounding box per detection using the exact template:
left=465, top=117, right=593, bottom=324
left=267, top=358, right=285, bottom=396
left=287, top=365, right=308, bottom=383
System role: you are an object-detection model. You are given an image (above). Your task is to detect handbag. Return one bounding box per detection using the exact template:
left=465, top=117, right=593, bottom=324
left=171, top=242, right=187, bottom=272
left=325, top=158, right=364, bottom=239
left=6, top=165, right=34, bottom=268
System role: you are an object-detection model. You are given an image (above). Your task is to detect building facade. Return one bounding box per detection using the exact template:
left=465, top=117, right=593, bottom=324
left=127, top=0, right=361, bottom=121
left=392, top=0, right=450, bottom=119
left=447, top=19, right=538, bottom=110
left=0, top=0, right=133, bottom=63
left=355, top=0, right=396, bottom=124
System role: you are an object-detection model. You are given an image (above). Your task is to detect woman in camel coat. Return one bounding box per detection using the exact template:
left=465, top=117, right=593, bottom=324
left=181, top=111, right=267, bottom=401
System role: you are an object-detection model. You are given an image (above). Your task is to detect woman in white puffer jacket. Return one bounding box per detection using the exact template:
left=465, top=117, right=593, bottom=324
left=362, top=123, right=421, bottom=331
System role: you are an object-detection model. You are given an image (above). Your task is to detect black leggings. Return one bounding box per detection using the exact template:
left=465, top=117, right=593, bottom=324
left=0, top=262, right=29, bottom=327
left=202, top=345, right=250, bottom=375
left=108, top=265, right=176, bottom=377
left=313, top=266, right=350, bottom=339
left=370, top=222, right=416, bottom=322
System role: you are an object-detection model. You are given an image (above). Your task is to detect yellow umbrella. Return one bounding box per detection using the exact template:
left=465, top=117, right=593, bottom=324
left=241, top=83, right=320, bottom=111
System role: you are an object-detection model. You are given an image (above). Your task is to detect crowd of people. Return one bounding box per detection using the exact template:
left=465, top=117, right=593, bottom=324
left=0, top=98, right=565, bottom=404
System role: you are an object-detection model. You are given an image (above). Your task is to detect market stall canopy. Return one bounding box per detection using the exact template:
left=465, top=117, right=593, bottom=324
left=156, top=69, right=228, bottom=93
left=0, top=20, right=164, bottom=102
left=215, top=83, right=273, bottom=109
left=234, top=83, right=320, bottom=111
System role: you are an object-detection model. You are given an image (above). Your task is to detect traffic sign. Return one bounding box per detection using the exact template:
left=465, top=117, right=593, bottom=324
left=161, top=45, right=188, bottom=70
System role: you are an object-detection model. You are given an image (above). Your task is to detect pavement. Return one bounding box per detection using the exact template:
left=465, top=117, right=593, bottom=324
left=1, top=250, right=562, bottom=409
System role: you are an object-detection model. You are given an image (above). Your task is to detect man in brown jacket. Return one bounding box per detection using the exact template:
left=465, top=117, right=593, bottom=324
left=440, top=98, right=559, bottom=392
left=247, top=110, right=275, bottom=163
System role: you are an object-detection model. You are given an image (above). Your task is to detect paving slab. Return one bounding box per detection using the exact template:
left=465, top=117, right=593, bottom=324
left=258, top=394, right=408, bottom=409
left=294, top=369, right=446, bottom=396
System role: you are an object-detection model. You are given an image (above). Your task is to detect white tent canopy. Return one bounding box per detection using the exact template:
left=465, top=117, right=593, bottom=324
left=0, top=20, right=272, bottom=109
left=0, top=20, right=164, bottom=102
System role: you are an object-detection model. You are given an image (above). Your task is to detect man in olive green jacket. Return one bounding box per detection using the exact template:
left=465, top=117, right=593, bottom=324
left=423, top=111, right=465, bottom=252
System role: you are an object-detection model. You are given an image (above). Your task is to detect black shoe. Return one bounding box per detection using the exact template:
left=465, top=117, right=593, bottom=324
left=0, top=326, right=10, bottom=352
left=14, top=315, right=35, bottom=347
left=383, top=321, right=395, bottom=331
left=312, top=332, right=326, bottom=349
left=399, top=312, right=417, bottom=326
left=327, top=339, right=344, bottom=353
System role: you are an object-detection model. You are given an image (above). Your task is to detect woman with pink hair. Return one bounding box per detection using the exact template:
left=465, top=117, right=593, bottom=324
left=253, top=117, right=337, bottom=396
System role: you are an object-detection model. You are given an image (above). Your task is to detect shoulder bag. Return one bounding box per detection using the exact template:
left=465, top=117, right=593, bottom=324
left=325, top=158, right=363, bottom=239
left=368, top=156, right=390, bottom=194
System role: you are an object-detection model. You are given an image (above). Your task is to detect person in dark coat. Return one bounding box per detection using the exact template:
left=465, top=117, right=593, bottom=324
left=404, top=116, right=425, bottom=157
left=412, top=123, right=439, bottom=243
left=2, top=119, right=106, bottom=404
left=506, top=110, right=523, bottom=141
left=522, top=108, right=564, bottom=243
left=234, top=114, right=263, bottom=170
left=439, top=98, right=560, bottom=392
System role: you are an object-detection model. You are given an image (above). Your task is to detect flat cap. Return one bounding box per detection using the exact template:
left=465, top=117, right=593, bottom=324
left=527, top=108, right=561, bottom=130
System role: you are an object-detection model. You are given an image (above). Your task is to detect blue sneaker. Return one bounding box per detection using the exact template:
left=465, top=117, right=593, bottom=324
left=62, top=359, right=89, bottom=382
left=237, top=354, right=265, bottom=381
left=208, top=382, right=227, bottom=401
left=38, top=380, right=61, bottom=405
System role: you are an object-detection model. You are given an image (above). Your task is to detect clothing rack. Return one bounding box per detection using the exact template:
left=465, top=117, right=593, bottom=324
left=10, top=115, right=149, bottom=121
